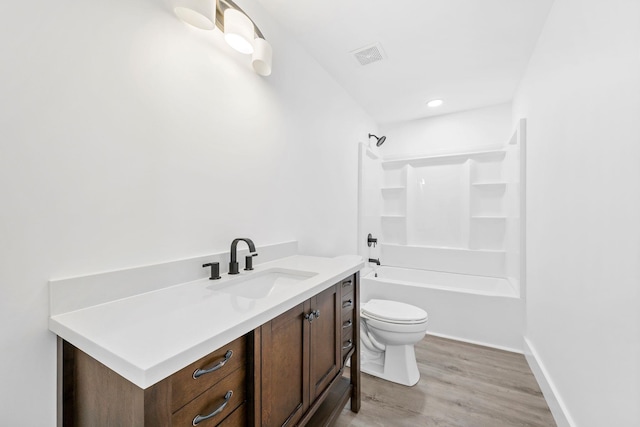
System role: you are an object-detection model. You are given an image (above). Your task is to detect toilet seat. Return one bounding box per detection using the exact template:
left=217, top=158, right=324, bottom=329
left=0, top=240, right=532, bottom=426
left=362, top=299, right=428, bottom=325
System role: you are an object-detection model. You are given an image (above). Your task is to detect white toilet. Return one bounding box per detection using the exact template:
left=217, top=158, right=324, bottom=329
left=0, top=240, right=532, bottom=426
left=360, top=299, right=428, bottom=386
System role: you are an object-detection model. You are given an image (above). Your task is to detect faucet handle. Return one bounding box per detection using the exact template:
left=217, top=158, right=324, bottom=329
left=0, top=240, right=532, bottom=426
left=203, top=262, right=221, bottom=280
left=244, top=252, right=258, bottom=271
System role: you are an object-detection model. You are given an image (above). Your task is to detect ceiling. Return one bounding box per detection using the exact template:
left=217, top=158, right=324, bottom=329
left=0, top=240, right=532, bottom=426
left=256, top=0, right=555, bottom=124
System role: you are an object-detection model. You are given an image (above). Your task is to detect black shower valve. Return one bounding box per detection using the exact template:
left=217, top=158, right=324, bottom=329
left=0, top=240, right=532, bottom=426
left=367, top=233, right=378, bottom=247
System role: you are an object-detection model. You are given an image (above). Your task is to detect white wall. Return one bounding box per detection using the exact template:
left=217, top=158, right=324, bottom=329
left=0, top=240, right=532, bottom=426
left=0, top=0, right=374, bottom=424
left=513, top=0, right=640, bottom=425
left=379, top=103, right=512, bottom=158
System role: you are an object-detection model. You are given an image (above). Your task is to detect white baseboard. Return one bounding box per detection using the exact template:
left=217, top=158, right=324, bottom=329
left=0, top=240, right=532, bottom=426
left=523, top=337, right=575, bottom=427
left=426, top=331, right=523, bottom=354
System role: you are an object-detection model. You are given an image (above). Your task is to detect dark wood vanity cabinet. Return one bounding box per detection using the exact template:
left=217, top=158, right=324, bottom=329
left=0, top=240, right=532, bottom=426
left=253, top=273, right=360, bottom=427
left=62, top=273, right=360, bottom=427
left=256, top=284, right=341, bottom=427
left=63, top=335, right=248, bottom=427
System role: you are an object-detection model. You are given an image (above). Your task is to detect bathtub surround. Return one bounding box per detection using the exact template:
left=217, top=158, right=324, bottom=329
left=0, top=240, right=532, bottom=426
left=0, top=0, right=375, bottom=424
left=359, top=107, right=525, bottom=351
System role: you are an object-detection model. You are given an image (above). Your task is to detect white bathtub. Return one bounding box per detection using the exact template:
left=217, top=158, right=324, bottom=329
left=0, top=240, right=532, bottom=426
left=361, top=266, right=524, bottom=352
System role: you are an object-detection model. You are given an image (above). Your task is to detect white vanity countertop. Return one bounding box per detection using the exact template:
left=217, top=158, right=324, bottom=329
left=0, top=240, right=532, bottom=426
left=49, top=255, right=363, bottom=389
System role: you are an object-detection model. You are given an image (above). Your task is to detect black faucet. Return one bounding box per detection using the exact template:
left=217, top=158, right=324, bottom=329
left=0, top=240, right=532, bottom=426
left=368, top=258, right=381, bottom=265
left=229, top=238, right=258, bottom=274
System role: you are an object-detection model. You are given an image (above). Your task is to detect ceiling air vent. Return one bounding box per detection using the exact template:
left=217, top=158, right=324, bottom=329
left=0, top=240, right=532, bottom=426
left=351, top=42, right=386, bottom=66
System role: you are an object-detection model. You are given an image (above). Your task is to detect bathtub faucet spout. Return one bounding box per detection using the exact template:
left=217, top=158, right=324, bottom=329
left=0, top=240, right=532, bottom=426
left=368, top=258, right=381, bottom=265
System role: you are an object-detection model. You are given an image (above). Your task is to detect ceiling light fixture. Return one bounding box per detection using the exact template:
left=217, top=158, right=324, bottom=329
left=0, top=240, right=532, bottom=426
left=252, top=37, right=273, bottom=76
left=172, top=0, right=273, bottom=76
left=173, top=0, right=216, bottom=30
left=426, top=99, right=444, bottom=108
left=223, top=8, right=254, bottom=54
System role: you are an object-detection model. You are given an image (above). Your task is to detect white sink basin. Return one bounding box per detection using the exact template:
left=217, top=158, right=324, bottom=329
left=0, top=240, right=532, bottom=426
left=211, top=268, right=317, bottom=299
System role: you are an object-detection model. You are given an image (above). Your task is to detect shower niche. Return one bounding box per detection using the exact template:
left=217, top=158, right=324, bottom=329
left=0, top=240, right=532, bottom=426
left=370, top=119, right=525, bottom=289
left=380, top=167, right=407, bottom=245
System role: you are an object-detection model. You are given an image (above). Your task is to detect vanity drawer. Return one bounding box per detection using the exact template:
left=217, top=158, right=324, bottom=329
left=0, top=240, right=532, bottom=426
left=341, top=335, right=355, bottom=362
left=217, top=402, right=247, bottom=427
left=342, top=313, right=354, bottom=358
left=341, top=292, right=354, bottom=319
left=341, top=317, right=354, bottom=340
left=172, top=366, right=246, bottom=427
left=340, top=277, right=354, bottom=294
left=171, top=336, right=246, bottom=412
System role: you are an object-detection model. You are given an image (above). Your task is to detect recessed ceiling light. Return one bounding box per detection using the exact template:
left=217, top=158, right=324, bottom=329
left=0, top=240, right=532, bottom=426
left=426, top=99, right=444, bottom=108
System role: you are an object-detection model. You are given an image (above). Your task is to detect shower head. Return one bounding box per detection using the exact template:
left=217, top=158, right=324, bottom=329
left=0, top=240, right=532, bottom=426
left=368, top=133, right=386, bottom=147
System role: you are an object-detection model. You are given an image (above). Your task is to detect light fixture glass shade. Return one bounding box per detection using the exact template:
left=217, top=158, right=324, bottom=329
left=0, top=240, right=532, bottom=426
left=172, top=0, right=215, bottom=30
left=252, top=38, right=272, bottom=76
left=224, top=8, right=255, bottom=54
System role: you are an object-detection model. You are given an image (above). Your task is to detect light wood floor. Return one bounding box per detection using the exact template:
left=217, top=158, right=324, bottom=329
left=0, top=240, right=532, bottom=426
left=337, top=335, right=556, bottom=427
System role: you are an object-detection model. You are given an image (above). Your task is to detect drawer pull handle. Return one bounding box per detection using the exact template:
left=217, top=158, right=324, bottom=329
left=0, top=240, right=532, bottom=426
left=192, top=390, right=233, bottom=426
left=192, top=350, right=233, bottom=379
left=342, top=299, right=353, bottom=308
left=342, top=280, right=353, bottom=288
left=342, top=319, right=352, bottom=329
left=342, top=339, right=353, bottom=350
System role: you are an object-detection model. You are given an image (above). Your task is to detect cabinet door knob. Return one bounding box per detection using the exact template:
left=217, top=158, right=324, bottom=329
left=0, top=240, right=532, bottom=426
left=192, top=390, right=233, bottom=426
left=192, top=350, right=233, bottom=379
left=305, top=310, right=321, bottom=322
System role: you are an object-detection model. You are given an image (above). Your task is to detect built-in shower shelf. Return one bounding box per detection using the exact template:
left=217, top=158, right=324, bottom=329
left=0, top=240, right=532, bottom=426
left=381, top=243, right=505, bottom=253
left=471, top=182, right=507, bottom=187
left=471, top=216, right=507, bottom=220
left=382, top=149, right=505, bottom=169
left=381, top=186, right=406, bottom=192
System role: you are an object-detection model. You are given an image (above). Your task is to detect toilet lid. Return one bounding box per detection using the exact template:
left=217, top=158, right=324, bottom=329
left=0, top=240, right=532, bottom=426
left=362, top=299, right=428, bottom=324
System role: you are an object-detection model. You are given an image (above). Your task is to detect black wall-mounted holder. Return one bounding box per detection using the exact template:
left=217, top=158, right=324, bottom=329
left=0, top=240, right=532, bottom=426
left=203, top=262, right=221, bottom=280
left=367, top=233, right=378, bottom=247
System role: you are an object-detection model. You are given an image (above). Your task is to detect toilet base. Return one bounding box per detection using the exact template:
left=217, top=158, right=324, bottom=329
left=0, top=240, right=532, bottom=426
left=360, top=343, right=420, bottom=387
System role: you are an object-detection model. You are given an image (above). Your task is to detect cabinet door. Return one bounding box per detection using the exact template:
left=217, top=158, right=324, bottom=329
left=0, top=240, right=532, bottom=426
left=260, top=301, right=310, bottom=427
left=309, top=284, right=340, bottom=402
